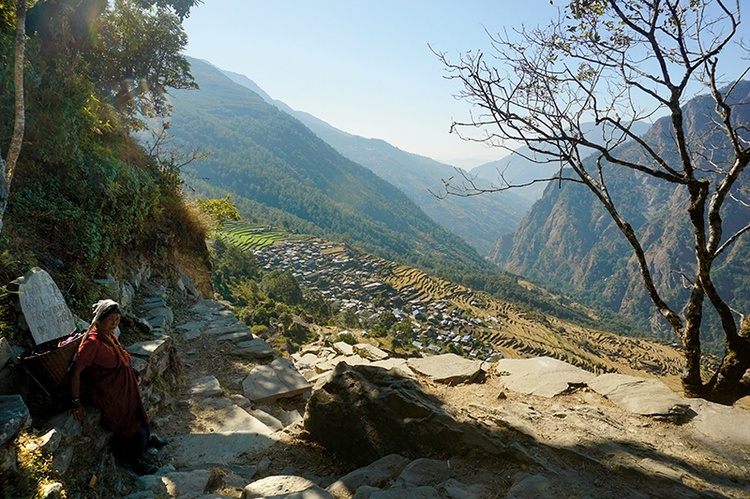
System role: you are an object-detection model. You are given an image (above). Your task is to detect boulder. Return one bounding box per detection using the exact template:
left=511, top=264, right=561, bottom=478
left=0, top=395, right=30, bottom=446
left=353, top=344, right=388, bottom=362
left=391, top=458, right=450, bottom=488
left=494, top=357, right=595, bottom=397
left=407, top=354, right=484, bottom=385
left=303, top=363, right=508, bottom=466
left=242, top=475, right=333, bottom=499
left=327, top=454, right=411, bottom=498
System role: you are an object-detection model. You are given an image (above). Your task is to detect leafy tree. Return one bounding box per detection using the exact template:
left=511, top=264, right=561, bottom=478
left=195, top=195, right=241, bottom=229
left=210, top=238, right=259, bottom=299
left=261, top=270, right=304, bottom=307
left=438, top=0, right=750, bottom=403
left=92, top=0, right=197, bottom=130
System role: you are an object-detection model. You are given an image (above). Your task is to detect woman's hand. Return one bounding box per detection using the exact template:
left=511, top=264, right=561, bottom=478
left=71, top=399, right=85, bottom=421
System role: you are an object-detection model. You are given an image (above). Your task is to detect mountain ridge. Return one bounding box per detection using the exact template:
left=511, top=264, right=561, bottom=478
left=487, top=82, right=750, bottom=351
left=168, top=58, right=494, bottom=279
left=221, top=64, right=532, bottom=255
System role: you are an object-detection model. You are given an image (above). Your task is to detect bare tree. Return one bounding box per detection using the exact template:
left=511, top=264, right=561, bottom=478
left=0, top=0, right=26, bottom=234
left=437, top=0, right=750, bottom=403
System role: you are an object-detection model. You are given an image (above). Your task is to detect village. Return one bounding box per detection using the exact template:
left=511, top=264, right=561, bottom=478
left=253, top=239, right=504, bottom=363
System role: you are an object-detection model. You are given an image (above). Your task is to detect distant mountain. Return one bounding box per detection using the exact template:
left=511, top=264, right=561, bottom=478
left=167, top=58, right=495, bottom=278
left=471, top=122, right=651, bottom=202
left=488, top=83, right=750, bottom=352
left=222, top=70, right=532, bottom=256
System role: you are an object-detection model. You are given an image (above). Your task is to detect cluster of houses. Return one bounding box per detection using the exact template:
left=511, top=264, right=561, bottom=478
left=254, top=240, right=504, bottom=362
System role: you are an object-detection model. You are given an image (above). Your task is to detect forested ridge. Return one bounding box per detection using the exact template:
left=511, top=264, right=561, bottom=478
left=169, top=59, right=495, bottom=277
left=221, top=68, right=532, bottom=256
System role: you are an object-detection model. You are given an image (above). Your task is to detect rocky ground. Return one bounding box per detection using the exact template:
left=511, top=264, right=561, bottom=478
left=10, top=293, right=750, bottom=498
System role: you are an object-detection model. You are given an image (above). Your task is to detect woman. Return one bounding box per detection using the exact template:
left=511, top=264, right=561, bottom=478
left=70, top=299, right=165, bottom=475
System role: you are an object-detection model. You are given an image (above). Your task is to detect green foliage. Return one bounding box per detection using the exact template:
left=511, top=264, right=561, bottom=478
left=335, top=309, right=360, bottom=329
left=251, top=324, right=268, bottom=336
left=209, top=238, right=259, bottom=300
left=195, top=195, right=240, bottom=229
left=261, top=270, right=303, bottom=307
left=92, top=0, right=197, bottom=130
left=0, top=0, right=203, bottom=311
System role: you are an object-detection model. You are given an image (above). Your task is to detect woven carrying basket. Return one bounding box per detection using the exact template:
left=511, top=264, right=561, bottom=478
left=21, top=333, right=83, bottom=391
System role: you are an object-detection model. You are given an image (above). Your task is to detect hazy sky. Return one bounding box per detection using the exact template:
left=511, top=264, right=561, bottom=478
left=182, top=1, right=748, bottom=169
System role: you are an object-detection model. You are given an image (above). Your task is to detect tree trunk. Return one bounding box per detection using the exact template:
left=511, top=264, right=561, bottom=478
left=702, top=318, right=750, bottom=404
left=0, top=0, right=27, bottom=235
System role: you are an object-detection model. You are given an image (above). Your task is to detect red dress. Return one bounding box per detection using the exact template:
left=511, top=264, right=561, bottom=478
left=75, top=328, right=148, bottom=438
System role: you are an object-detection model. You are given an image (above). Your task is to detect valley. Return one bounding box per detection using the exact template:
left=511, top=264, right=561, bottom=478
left=227, top=224, right=689, bottom=390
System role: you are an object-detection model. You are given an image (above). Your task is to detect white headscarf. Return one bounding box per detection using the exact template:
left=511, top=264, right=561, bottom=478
left=90, top=299, right=120, bottom=329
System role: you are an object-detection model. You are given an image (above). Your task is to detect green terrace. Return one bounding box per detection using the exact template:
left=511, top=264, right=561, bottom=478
left=216, top=222, right=294, bottom=252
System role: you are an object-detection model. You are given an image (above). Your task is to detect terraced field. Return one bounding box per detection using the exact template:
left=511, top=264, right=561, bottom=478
left=247, top=237, right=688, bottom=389
left=217, top=222, right=291, bottom=251
left=380, top=261, right=686, bottom=386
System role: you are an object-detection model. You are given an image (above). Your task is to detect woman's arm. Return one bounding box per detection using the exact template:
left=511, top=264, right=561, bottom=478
left=70, top=362, right=86, bottom=421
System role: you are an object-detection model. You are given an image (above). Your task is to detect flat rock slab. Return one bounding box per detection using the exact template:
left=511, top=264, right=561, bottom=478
left=170, top=404, right=275, bottom=467
left=233, top=339, right=275, bottom=359
left=0, top=395, right=31, bottom=446
left=126, top=337, right=171, bottom=358
left=217, top=331, right=254, bottom=342
left=354, top=343, right=389, bottom=361
left=371, top=358, right=415, bottom=378
left=188, top=376, right=222, bottom=398
left=340, top=354, right=370, bottom=366
left=589, top=373, right=686, bottom=417
left=688, top=399, right=750, bottom=448
left=408, top=353, right=484, bottom=385
left=327, top=454, right=411, bottom=497
left=191, top=300, right=226, bottom=315
left=162, top=470, right=212, bottom=499
left=182, top=328, right=202, bottom=342
left=204, top=323, right=250, bottom=336
left=243, top=475, right=333, bottom=499
left=495, top=357, right=595, bottom=398
left=243, top=358, right=312, bottom=403
left=332, top=341, right=354, bottom=356
left=177, top=321, right=208, bottom=332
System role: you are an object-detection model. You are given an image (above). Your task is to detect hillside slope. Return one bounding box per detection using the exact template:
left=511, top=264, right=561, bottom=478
left=167, top=58, right=493, bottom=277
left=470, top=123, right=651, bottom=203
left=221, top=68, right=532, bottom=256
left=488, top=83, right=750, bottom=351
